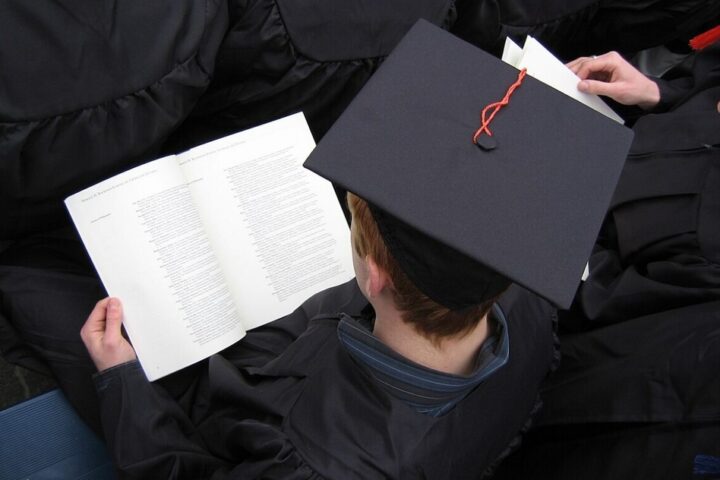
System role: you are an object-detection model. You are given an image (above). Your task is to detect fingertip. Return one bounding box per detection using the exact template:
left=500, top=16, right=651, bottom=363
left=574, top=64, right=591, bottom=80
left=577, top=80, right=589, bottom=92
left=107, top=297, right=122, bottom=318
left=88, top=297, right=110, bottom=322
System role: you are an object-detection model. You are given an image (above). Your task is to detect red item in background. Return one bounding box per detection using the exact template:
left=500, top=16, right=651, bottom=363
left=689, top=25, right=720, bottom=51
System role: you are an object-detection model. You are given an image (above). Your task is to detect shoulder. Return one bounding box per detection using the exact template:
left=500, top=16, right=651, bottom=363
left=495, top=285, right=560, bottom=377
left=497, top=285, right=556, bottom=330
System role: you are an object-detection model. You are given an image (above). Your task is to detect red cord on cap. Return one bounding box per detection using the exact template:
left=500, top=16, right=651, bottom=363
left=473, top=68, right=527, bottom=144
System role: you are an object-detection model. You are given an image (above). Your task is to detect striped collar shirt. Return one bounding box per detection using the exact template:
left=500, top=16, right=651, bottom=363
left=337, top=304, right=509, bottom=417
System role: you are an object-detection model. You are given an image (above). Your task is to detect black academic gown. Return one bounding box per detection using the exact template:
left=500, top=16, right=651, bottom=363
left=495, top=45, right=720, bottom=480
left=451, top=0, right=720, bottom=60
left=565, top=44, right=720, bottom=329
left=93, top=281, right=558, bottom=480
left=0, top=0, right=456, bottom=239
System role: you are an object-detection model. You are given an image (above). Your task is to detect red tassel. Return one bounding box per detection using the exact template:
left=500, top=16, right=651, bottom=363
left=689, top=25, right=720, bottom=51
left=473, top=68, right=527, bottom=144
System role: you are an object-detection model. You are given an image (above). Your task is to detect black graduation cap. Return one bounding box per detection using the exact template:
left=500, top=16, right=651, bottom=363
left=304, top=19, right=633, bottom=309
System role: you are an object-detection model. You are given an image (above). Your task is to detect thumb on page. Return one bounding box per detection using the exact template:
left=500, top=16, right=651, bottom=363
left=577, top=79, right=616, bottom=97
left=87, top=297, right=137, bottom=372
left=104, top=298, right=124, bottom=343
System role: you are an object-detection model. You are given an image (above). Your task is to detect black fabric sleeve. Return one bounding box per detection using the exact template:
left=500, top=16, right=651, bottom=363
left=648, top=44, right=720, bottom=113
left=652, top=76, right=695, bottom=112
left=94, top=361, right=234, bottom=479
left=94, top=359, right=323, bottom=479
left=93, top=281, right=365, bottom=479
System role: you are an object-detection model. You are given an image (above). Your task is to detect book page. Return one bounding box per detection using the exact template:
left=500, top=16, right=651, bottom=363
left=501, top=37, right=523, bottom=67
left=65, top=158, right=245, bottom=380
left=502, top=36, right=624, bottom=124
left=179, top=113, right=355, bottom=330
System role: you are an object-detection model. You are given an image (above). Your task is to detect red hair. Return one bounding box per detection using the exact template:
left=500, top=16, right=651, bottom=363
left=347, top=192, right=499, bottom=343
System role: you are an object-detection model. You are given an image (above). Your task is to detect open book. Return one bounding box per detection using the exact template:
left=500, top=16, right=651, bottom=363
left=502, top=36, right=624, bottom=125
left=66, top=113, right=354, bottom=380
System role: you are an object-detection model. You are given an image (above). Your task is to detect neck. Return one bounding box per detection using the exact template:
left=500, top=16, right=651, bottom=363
left=371, top=303, right=490, bottom=376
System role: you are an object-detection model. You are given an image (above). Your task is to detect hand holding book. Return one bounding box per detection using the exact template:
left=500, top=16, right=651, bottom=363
left=81, top=297, right=137, bottom=372
left=566, top=51, right=661, bottom=110
left=501, top=36, right=625, bottom=124
left=66, top=113, right=354, bottom=380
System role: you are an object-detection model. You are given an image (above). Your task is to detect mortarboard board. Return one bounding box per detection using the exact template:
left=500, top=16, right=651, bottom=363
left=304, top=20, right=633, bottom=309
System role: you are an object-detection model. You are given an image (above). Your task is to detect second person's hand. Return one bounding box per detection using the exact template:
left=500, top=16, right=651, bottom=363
left=567, top=51, right=661, bottom=110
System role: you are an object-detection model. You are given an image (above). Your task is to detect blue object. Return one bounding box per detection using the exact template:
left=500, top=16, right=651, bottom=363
left=0, top=389, right=116, bottom=480
left=695, top=454, right=720, bottom=477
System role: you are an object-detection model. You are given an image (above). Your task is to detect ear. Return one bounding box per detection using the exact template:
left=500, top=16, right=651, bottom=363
left=365, top=256, right=391, bottom=297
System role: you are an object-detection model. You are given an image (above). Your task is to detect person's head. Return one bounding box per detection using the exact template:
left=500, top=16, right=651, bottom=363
left=305, top=21, right=633, bottom=316
left=347, top=192, right=502, bottom=344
